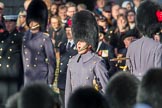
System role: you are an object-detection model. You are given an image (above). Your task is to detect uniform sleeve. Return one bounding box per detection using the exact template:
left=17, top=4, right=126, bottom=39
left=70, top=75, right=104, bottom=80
left=44, top=37, right=56, bottom=85
left=126, top=47, right=132, bottom=72
left=154, top=44, right=162, bottom=67
left=65, top=62, right=72, bottom=108
left=94, top=60, right=109, bottom=93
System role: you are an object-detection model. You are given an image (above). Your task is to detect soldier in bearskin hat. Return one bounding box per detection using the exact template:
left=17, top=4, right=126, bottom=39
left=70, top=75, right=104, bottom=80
left=126, top=0, right=162, bottom=79
left=65, top=10, right=109, bottom=108
left=22, top=0, right=56, bottom=86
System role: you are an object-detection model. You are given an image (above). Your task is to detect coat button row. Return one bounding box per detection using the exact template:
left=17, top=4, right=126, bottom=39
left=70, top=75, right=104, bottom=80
left=26, top=64, right=37, bottom=67
left=0, top=56, right=11, bottom=59
left=0, top=64, right=10, bottom=68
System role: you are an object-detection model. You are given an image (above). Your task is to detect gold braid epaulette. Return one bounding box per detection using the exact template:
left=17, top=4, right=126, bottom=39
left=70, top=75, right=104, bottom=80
left=43, top=32, right=50, bottom=37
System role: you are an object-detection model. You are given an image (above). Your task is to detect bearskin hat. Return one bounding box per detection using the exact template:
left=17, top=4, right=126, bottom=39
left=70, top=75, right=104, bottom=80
left=72, top=10, right=98, bottom=51
left=136, top=0, right=162, bottom=37
left=26, top=0, right=48, bottom=32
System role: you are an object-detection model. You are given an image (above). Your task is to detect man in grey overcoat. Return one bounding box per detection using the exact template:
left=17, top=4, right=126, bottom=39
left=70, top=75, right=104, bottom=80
left=65, top=11, right=109, bottom=108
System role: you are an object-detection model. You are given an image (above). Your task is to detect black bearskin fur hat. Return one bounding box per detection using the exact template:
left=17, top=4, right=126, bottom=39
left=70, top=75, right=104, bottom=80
left=26, top=0, right=48, bottom=32
left=137, top=68, right=162, bottom=108
left=72, top=10, right=98, bottom=51
left=105, top=72, right=140, bottom=108
left=136, top=0, right=162, bottom=37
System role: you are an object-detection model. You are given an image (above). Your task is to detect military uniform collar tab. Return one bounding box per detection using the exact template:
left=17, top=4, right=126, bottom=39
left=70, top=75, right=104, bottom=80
left=81, top=51, right=94, bottom=63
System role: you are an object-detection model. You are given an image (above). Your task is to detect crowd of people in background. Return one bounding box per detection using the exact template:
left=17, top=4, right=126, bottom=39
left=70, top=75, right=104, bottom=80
left=0, top=0, right=162, bottom=108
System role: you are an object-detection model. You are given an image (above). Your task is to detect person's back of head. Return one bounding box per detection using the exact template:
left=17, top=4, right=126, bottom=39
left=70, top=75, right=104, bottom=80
left=68, top=87, right=108, bottom=108
left=18, top=83, right=61, bottom=108
left=105, top=72, right=140, bottom=108
left=136, top=0, right=162, bottom=37
left=137, top=68, right=162, bottom=108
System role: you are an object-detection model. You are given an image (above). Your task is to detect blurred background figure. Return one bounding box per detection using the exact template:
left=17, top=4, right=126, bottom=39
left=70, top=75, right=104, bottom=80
left=122, top=29, right=138, bottom=49
left=111, top=4, right=120, bottom=26
left=24, top=0, right=32, bottom=11
left=58, top=5, right=68, bottom=27
left=66, top=2, right=76, bottom=20
left=77, top=3, right=87, bottom=12
left=96, top=26, right=116, bottom=77
left=126, top=10, right=136, bottom=29
left=4, top=15, right=18, bottom=34
left=136, top=68, right=162, bottom=108
left=102, top=5, right=113, bottom=28
left=18, top=83, right=61, bottom=108
left=48, top=15, right=66, bottom=59
left=149, top=24, right=162, bottom=43
left=5, top=93, right=20, bottom=108
left=97, top=16, right=110, bottom=33
left=105, top=72, right=140, bottom=108
left=94, top=0, right=106, bottom=16
left=133, top=0, right=142, bottom=13
left=43, top=0, right=52, bottom=11
left=67, top=87, right=108, bottom=108
left=153, top=33, right=161, bottom=43
left=115, top=29, right=138, bottom=71
left=0, top=2, right=5, bottom=30
left=57, top=23, right=77, bottom=108
left=118, top=7, right=127, bottom=16
left=16, top=10, right=28, bottom=33
left=49, top=2, right=58, bottom=17
left=121, top=1, right=133, bottom=11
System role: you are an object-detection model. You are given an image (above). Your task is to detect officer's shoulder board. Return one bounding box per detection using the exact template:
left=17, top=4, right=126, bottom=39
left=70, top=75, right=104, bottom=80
left=43, top=32, right=50, bottom=37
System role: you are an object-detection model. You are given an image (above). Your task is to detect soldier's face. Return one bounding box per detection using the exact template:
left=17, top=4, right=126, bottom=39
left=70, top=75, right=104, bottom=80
left=5, top=21, right=16, bottom=33
left=77, top=41, right=91, bottom=54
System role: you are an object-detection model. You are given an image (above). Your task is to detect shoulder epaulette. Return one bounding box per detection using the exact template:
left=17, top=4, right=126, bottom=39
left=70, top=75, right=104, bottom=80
left=43, top=32, right=50, bottom=37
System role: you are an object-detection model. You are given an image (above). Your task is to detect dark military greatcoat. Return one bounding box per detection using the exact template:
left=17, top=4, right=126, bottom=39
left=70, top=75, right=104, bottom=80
left=22, top=30, right=56, bottom=86
left=96, top=41, right=117, bottom=77
left=0, top=29, right=23, bottom=106
left=57, top=41, right=77, bottom=90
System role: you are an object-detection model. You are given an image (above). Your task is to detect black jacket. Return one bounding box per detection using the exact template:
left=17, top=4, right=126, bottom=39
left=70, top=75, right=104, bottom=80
left=0, top=29, right=23, bottom=105
left=57, top=41, right=77, bottom=89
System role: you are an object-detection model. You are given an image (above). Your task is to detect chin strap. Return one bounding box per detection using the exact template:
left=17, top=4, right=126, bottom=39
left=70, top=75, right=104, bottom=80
left=77, top=44, right=89, bottom=63
left=78, top=44, right=89, bottom=52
